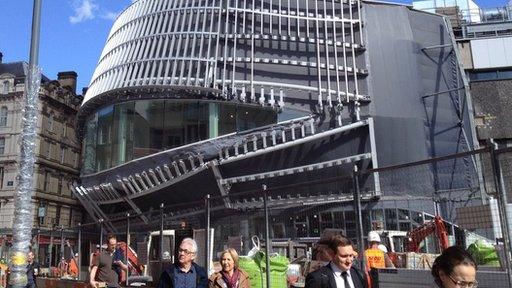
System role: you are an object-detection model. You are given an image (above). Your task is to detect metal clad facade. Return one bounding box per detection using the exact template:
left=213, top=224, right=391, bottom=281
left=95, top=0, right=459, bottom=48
left=471, top=36, right=512, bottom=69
left=84, top=0, right=368, bottom=118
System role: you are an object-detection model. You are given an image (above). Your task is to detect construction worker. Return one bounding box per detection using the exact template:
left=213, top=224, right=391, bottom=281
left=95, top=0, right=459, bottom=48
left=365, top=231, right=394, bottom=269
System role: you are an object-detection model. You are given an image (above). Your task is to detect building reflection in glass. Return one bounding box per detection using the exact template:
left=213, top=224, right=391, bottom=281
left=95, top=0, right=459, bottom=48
left=82, top=100, right=277, bottom=174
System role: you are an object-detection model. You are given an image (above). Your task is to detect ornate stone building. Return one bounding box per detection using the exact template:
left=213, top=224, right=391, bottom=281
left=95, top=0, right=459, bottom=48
left=0, top=56, right=83, bottom=260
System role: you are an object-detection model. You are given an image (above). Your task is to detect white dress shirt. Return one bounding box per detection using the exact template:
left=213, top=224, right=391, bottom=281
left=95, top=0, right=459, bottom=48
left=331, top=263, right=355, bottom=288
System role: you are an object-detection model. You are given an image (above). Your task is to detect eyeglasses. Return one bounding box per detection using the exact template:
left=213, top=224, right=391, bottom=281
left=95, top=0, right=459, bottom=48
left=448, top=274, right=478, bottom=288
left=178, top=248, right=195, bottom=255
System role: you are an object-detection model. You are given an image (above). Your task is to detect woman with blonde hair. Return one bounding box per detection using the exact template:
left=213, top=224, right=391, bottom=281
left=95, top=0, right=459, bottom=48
left=209, top=248, right=250, bottom=288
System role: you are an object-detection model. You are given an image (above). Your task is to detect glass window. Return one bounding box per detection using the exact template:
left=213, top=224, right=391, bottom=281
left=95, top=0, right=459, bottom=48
left=62, top=123, right=67, bottom=138
left=197, top=102, right=209, bottom=141
left=237, top=105, right=275, bottom=132
left=83, top=114, right=97, bottom=174
left=278, top=107, right=309, bottom=122
left=308, top=214, right=320, bottom=237
left=372, top=209, right=384, bottom=221
left=2, top=81, right=9, bottom=94
left=411, top=211, right=423, bottom=227
left=470, top=71, right=498, bottom=81
left=295, top=223, right=307, bottom=238
left=345, top=211, right=355, bottom=221
left=43, top=171, right=50, bottom=191
left=58, top=176, right=63, bottom=195
left=385, top=209, right=398, bottom=230
left=371, top=209, right=385, bottom=230
left=112, top=102, right=134, bottom=167
left=81, top=100, right=277, bottom=174
left=163, top=101, right=185, bottom=149
left=398, top=209, right=410, bottom=220
left=218, top=103, right=236, bottom=136
left=321, top=212, right=332, bottom=222
left=362, top=211, right=371, bottom=235
left=48, top=113, right=54, bottom=132
left=0, top=107, right=7, bottom=126
left=0, top=167, right=3, bottom=188
left=55, top=206, right=61, bottom=225
left=498, top=70, right=512, bottom=80
left=60, top=147, right=66, bottom=164
left=0, top=137, right=4, bottom=154
left=399, top=222, right=411, bottom=232
left=295, top=214, right=306, bottom=223
left=46, top=142, right=52, bottom=159
left=96, top=106, right=114, bottom=171
left=133, top=100, right=164, bottom=158
left=207, top=103, right=219, bottom=139
left=333, top=212, right=344, bottom=229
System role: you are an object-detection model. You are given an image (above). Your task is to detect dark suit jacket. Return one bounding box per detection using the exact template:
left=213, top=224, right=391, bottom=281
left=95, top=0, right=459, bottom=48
left=156, top=262, right=207, bottom=288
left=305, top=263, right=367, bottom=288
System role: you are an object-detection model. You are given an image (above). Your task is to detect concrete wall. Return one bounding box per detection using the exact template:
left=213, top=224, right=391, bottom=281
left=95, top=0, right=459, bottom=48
left=471, top=79, right=512, bottom=140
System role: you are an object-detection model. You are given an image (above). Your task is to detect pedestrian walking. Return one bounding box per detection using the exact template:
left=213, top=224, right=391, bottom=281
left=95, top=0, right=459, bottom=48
left=157, top=238, right=208, bottom=288
left=305, top=235, right=367, bottom=288
left=209, top=248, right=250, bottom=288
left=431, top=246, right=477, bottom=288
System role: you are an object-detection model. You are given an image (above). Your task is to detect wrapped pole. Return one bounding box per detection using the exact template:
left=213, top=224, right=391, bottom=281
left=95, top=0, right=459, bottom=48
left=9, top=2, right=42, bottom=286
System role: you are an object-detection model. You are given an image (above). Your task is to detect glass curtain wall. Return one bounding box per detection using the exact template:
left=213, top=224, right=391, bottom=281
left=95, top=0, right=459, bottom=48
left=82, top=100, right=277, bottom=174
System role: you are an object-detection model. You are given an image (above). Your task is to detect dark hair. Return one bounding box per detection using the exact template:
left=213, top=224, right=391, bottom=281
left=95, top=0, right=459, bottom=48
left=432, top=246, right=477, bottom=280
left=107, top=234, right=117, bottom=241
left=327, top=235, right=353, bottom=252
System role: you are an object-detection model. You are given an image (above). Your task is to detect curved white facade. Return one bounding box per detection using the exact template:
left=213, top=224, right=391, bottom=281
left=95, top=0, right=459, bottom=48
left=84, top=0, right=367, bottom=112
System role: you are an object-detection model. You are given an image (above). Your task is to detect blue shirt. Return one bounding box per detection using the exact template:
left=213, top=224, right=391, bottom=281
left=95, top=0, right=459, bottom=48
left=174, top=264, right=196, bottom=288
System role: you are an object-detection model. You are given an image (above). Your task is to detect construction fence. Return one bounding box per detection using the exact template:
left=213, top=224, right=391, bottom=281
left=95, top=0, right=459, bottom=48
left=2, top=144, right=512, bottom=287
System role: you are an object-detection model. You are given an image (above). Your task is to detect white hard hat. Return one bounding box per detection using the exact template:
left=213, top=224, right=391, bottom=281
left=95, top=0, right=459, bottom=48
left=368, top=231, right=381, bottom=243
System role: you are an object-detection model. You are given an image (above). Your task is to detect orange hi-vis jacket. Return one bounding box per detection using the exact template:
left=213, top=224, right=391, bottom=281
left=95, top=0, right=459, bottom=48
left=365, top=248, right=386, bottom=269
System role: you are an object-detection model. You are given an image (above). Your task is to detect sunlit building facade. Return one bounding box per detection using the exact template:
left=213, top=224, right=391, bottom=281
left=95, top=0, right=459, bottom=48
left=75, top=0, right=481, bottom=247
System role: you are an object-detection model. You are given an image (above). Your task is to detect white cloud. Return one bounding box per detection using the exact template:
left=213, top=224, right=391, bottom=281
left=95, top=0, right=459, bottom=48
left=101, top=11, right=119, bottom=21
left=69, top=0, right=98, bottom=24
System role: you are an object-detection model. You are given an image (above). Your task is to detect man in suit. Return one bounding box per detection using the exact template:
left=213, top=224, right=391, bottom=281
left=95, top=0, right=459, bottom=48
left=306, top=235, right=367, bottom=288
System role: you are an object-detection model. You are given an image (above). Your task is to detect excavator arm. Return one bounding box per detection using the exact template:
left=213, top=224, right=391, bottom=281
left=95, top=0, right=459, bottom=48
left=406, top=216, right=449, bottom=253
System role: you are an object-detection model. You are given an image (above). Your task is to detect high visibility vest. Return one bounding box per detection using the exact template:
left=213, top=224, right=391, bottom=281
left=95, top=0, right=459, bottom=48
left=365, top=248, right=386, bottom=269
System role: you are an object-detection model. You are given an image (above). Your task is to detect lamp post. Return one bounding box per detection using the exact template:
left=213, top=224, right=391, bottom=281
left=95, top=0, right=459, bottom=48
left=9, top=1, right=42, bottom=286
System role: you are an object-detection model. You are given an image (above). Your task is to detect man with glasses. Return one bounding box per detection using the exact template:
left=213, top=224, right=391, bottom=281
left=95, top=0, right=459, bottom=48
left=157, top=238, right=208, bottom=288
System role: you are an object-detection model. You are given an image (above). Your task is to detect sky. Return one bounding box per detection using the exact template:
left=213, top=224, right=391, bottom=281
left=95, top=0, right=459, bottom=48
left=0, top=0, right=508, bottom=94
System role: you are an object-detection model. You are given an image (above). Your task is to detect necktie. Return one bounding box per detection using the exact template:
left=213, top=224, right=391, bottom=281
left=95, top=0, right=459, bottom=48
left=341, top=271, right=351, bottom=288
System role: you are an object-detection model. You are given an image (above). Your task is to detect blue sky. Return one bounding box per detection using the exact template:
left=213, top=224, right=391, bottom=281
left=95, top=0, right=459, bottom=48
left=0, top=0, right=508, bottom=93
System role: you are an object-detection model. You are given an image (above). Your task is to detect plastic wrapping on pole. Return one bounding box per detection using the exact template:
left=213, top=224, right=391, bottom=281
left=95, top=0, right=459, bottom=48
left=263, top=185, right=271, bottom=288
left=9, top=66, right=41, bottom=287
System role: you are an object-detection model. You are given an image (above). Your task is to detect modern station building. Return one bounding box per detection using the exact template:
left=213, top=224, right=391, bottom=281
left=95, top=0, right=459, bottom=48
left=73, top=0, right=482, bottom=250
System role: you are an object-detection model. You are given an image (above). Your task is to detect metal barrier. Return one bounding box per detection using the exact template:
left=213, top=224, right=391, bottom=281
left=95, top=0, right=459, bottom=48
left=7, top=145, right=512, bottom=287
